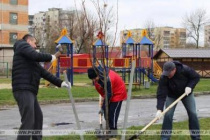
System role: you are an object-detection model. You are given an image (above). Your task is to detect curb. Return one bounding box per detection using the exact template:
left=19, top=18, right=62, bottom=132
left=38, top=91, right=210, bottom=105
left=1, top=92, right=210, bottom=108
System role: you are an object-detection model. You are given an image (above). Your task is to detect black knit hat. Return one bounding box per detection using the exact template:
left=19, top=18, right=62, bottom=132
left=87, top=68, right=98, bottom=79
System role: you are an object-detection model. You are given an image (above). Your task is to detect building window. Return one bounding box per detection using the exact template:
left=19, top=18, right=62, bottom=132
left=10, top=13, right=18, bottom=24
left=164, top=31, right=170, bottom=36
left=10, top=33, right=18, bottom=44
left=10, top=0, right=18, bottom=5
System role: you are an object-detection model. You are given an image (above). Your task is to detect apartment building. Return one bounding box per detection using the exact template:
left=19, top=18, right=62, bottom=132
left=33, top=8, right=76, bottom=53
left=120, top=28, right=143, bottom=44
left=0, top=0, right=28, bottom=65
left=204, top=25, right=210, bottom=47
left=28, top=15, right=34, bottom=35
left=120, top=27, right=186, bottom=49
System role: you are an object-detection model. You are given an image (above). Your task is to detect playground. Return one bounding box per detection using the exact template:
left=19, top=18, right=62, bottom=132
left=41, top=29, right=161, bottom=89
left=1, top=29, right=210, bottom=140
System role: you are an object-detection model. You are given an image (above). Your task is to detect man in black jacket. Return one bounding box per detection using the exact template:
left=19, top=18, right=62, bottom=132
left=12, top=34, right=69, bottom=140
left=155, top=61, right=200, bottom=140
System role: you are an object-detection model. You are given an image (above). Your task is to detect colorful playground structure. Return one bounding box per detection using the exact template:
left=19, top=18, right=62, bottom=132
left=45, top=29, right=162, bottom=87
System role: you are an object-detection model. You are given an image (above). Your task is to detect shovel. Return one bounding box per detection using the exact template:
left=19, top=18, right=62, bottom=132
left=95, top=95, right=106, bottom=140
left=129, top=92, right=188, bottom=140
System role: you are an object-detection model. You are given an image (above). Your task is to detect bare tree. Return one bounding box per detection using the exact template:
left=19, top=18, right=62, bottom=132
left=143, top=20, right=163, bottom=51
left=185, top=42, right=197, bottom=48
left=73, top=10, right=97, bottom=53
left=154, top=27, right=163, bottom=50
left=79, top=0, right=119, bottom=133
left=182, top=8, right=209, bottom=48
left=144, top=19, right=155, bottom=39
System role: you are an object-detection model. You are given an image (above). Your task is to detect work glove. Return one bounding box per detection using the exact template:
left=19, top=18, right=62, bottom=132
left=98, top=108, right=104, bottom=116
left=61, top=81, right=71, bottom=88
left=185, top=87, right=192, bottom=96
left=155, top=110, right=162, bottom=120
left=51, top=55, right=56, bottom=62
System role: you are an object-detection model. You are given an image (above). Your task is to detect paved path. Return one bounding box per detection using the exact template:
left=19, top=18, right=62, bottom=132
left=0, top=95, right=210, bottom=139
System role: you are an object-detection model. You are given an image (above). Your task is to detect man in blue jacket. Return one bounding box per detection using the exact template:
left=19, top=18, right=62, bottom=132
left=12, top=34, right=70, bottom=140
left=156, top=61, right=200, bottom=140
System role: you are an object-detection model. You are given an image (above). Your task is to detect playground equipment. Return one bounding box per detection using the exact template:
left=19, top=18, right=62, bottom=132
left=153, top=61, right=162, bottom=79
left=121, top=30, right=159, bottom=87
left=92, top=31, right=109, bottom=68
left=44, top=28, right=74, bottom=86
left=45, top=60, right=57, bottom=86
left=55, top=28, right=74, bottom=86
left=45, top=29, right=160, bottom=88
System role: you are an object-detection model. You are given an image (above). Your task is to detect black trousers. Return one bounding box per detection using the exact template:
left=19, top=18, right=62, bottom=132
left=13, top=90, right=43, bottom=140
left=104, top=101, right=122, bottom=130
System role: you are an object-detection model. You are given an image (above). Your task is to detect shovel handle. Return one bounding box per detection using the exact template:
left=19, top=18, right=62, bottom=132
left=129, top=92, right=188, bottom=140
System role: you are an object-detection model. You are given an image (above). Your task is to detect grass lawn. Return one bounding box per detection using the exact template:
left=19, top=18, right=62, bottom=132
left=1, top=74, right=210, bottom=140
left=0, top=75, right=210, bottom=106
left=42, top=118, right=210, bottom=140
left=0, top=77, right=12, bottom=84
left=0, top=73, right=92, bottom=84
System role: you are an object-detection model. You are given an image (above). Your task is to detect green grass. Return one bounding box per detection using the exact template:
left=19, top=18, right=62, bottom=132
left=0, top=77, right=12, bottom=84
left=42, top=118, right=210, bottom=140
left=193, top=78, right=210, bottom=92
left=0, top=86, right=97, bottom=106
left=73, top=73, right=92, bottom=84
left=124, top=117, right=210, bottom=140
left=1, top=76, right=210, bottom=106
left=0, top=74, right=91, bottom=84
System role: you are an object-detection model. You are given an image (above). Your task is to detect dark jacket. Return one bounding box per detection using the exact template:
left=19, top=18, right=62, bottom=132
left=156, top=61, right=200, bottom=111
left=12, top=39, right=62, bottom=94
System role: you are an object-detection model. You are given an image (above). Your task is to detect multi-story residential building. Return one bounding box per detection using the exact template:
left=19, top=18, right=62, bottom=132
left=0, top=0, right=28, bottom=66
left=204, top=25, right=210, bottom=47
left=33, top=8, right=76, bottom=53
left=33, top=8, right=60, bottom=52
left=120, top=27, right=186, bottom=50
left=120, top=28, right=143, bottom=44
left=28, top=15, right=34, bottom=35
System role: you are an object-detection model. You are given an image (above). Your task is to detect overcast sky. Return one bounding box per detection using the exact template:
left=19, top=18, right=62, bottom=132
left=29, top=0, right=210, bottom=45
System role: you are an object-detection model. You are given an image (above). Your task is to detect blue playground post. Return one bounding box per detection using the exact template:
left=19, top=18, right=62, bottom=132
left=55, top=28, right=74, bottom=86
left=92, top=38, right=109, bottom=69
left=137, top=32, right=157, bottom=83
left=122, top=31, right=141, bottom=87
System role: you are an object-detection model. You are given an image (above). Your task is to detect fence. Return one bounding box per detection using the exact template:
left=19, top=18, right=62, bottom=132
left=0, top=62, right=9, bottom=78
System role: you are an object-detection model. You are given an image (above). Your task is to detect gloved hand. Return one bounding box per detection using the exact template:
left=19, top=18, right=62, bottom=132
left=61, top=81, right=71, bottom=88
left=51, top=55, right=56, bottom=62
left=155, top=110, right=162, bottom=119
left=185, top=87, right=192, bottom=96
left=98, top=108, right=104, bottom=115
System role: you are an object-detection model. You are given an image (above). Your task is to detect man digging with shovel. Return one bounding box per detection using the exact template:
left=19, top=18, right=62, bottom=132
left=156, top=61, right=201, bottom=140
left=88, top=67, right=127, bottom=139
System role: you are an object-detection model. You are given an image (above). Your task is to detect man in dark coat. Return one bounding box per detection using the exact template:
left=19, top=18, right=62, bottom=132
left=156, top=61, right=200, bottom=140
left=12, top=34, right=69, bottom=140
